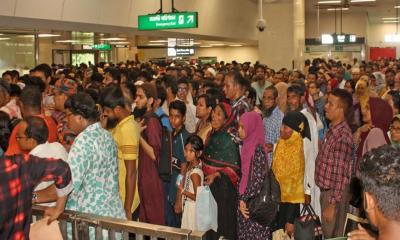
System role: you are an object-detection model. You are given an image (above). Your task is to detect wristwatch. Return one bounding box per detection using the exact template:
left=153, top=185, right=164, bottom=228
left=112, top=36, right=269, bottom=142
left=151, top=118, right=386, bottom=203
left=32, top=193, right=38, bottom=203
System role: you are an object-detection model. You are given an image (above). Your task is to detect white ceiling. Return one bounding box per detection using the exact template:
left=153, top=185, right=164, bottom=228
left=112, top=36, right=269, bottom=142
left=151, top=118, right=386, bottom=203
left=306, top=0, right=400, bottom=24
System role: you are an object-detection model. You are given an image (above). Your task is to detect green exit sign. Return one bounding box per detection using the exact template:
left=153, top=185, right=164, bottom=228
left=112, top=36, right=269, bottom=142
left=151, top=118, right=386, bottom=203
left=138, top=12, right=198, bottom=30
left=92, top=44, right=111, bottom=51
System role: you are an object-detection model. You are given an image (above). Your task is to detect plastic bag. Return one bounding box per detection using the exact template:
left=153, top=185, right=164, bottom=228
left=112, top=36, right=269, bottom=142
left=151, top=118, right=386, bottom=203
left=195, top=186, right=218, bottom=232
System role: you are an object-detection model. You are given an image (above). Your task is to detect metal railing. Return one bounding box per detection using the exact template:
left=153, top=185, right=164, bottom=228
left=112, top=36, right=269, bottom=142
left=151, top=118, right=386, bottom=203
left=32, top=205, right=206, bottom=240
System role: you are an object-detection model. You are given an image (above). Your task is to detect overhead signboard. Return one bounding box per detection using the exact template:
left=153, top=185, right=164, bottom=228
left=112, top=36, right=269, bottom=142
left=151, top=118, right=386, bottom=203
left=138, top=12, right=198, bottom=30
left=167, top=47, right=195, bottom=57
left=321, top=34, right=357, bottom=45
left=82, top=44, right=112, bottom=51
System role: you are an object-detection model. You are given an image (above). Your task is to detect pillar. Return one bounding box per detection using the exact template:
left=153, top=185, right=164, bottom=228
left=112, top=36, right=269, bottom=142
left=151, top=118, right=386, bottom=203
left=258, top=0, right=305, bottom=71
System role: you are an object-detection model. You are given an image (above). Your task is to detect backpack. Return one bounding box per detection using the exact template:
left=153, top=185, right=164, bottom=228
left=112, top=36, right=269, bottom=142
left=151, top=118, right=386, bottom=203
left=247, top=157, right=281, bottom=226
left=154, top=113, right=173, bottom=182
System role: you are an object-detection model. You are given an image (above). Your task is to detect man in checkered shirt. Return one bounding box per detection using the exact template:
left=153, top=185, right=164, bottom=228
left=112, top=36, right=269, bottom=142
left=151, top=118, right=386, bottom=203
left=0, top=154, right=72, bottom=239
left=315, top=88, right=354, bottom=238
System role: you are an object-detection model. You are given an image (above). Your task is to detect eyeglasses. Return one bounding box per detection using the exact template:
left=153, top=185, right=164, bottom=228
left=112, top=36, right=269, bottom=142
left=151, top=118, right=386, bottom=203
left=178, top=87, right=187, bottom=92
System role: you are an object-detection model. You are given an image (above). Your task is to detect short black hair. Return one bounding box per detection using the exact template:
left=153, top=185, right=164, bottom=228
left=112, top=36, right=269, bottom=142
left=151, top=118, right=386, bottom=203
left=346, top=80, right=356, bottom=91
left=99, top=85, right=125, bottom=109
left=105, top=68, right=121, bottom=83
left=206, top=88, right=224, bottom=104
left=0, top=111, right=11, bottom=150
left=264, top=85, right=278, bottom=99
left=64, top=93, right=98, bottom=121
left=331, top=88, right=354, bottom=125
left=164, top=77, right=178, bottom=95
left=0, top=80, right=10, bottom=94
left=226, top=71, right=248, bottom=89
left=9, top=84, right=21, bottom=97
left=185, top=134, right=204, bottom=154
left=287, top=85, right=305, bottom=97
left=388, top=90, right=400, bottom=112
left=156, top=85, right=167, bottom=106
left=198, top=93, right=217, bottom=110
left=24, top=116, right=48, bottom=144
left=20, top=86, right=42, bottom=112
left=360, top=145, right=400, bottom=221
left=23, top=76, right=46, bottom=93
left=385, top=69, right=396, bottom=76
left=32, top=63, right=52, bottom=79
left=169, top=100, right=187, bottom=116
left=177, top=78, right=189, bottom=86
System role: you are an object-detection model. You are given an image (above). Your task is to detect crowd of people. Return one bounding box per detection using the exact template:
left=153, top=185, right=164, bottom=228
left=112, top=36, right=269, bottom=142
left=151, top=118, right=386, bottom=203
left=0, top=57, right=400, bottom=240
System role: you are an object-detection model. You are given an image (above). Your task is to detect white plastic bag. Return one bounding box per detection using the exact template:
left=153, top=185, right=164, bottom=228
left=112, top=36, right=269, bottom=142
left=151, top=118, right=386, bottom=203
left=195, top=186, right=218, bottom=232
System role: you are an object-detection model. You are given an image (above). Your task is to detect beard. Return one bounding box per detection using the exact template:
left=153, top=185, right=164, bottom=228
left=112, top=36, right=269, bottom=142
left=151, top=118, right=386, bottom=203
left=132, top=106, right=147, bottom=119
left=264, top=105, right=276, bottom=118
left=105, top=116, right=119, bottom=129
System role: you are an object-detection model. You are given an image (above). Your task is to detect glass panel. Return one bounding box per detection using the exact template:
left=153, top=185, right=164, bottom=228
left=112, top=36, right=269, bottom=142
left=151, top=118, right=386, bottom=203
left=71, top=53, right=95, bottom=66
left=0, top=33, right=35, bottom=75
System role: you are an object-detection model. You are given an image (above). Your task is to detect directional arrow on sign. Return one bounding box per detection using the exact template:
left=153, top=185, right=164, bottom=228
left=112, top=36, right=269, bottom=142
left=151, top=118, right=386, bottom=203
left=187, top=15, right=194, bottom=24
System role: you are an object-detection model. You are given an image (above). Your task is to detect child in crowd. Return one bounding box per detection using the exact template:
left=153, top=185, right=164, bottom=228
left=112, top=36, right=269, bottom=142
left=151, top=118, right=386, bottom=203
left=179, top=135, right=204, bottom=231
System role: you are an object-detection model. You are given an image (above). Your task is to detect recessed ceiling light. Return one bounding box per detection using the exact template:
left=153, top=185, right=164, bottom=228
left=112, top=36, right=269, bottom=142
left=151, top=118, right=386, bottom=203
left=149, top=40, right=168, bottom=43
left=56, top=40, right=80, bottom=43
left=350, top=0, right=375, bottom=2
left=110, top=41, right=130, bottom=45
left=210, top=43, right=225, bottom=46
left=383, top=20, right=400, bottom=23
left=0, top=37, right=10, bottom=40
left=100, top=37, right=127, bottom=41
left=200, top=45, right=212, bottom=48
left=38, top=34, right=61, bottom=38
left=147, top=43, right=165, bottom=46
left=327, top=8, right=349, bottom=11
left=395, top=6, right=400, bottom=9
left=229, top=44, right=243, bottom=47
left=318, top=0, right=341, bottom=4
left=382, top=17, right=399, bottom=20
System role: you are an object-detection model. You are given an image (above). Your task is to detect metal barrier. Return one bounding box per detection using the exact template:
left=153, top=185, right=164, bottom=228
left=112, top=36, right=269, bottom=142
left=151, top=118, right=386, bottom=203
left=32, top=205, right=206, bottom=240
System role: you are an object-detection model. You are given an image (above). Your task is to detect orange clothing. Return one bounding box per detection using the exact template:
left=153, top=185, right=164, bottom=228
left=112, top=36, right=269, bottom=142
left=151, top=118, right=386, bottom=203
left=6, top=115, right=58, bottom=155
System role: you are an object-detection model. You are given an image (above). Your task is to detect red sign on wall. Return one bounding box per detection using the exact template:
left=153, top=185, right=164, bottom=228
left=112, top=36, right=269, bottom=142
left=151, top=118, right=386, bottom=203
left=370, top=47, right=396, bottom=61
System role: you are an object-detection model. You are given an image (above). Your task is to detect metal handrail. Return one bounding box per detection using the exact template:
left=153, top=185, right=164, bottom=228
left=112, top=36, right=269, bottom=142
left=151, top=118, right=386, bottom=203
left=32, top=205, right=206, bottom=240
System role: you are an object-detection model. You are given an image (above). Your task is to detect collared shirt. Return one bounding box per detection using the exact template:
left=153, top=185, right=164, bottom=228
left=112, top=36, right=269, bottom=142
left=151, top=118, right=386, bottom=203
left=66, top=123, right=125, bottom=219
left=315, top=121, right=354, bottom=204
left=0, top=154, right=72, bottom=240
left=251, top=80, right=272, bottom=106
left=111, top=115, right=140, bottom=212
left=30, top=142, right=69, bottom=207
left=169, top=127, right=190, bottom=204
left=263, top=106, right=284, bottom=166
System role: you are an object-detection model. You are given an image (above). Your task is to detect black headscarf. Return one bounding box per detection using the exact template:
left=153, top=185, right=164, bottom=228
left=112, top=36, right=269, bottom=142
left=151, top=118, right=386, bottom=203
left=282, top=111, right=311, bottom=140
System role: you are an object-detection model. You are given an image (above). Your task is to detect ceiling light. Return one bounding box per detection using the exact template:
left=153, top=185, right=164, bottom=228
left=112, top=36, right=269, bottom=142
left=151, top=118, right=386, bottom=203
left=109, top=41, right=130, bottom=45
left=100, top=37, right=127, bottom=41
left=200, top=45, right=212, bottom=48
left=382, top=17, right=399, bottom=20
left=395, top=6, right=400, bottom=9
left=229, top=44, right=243, bottom=47
left=38, top=34, right=61, bottom=37
left=149, top=40, right=168, bottom=43
left=327, top=8, right=349, bottom=11
left=147, top=43, right=165, bottom=46
left=193, top=42, right=201, bottom=45
left=0, top=37, right=11, bottom=40
left=318, top=0, right=341, bottom=4
left=383, top=20, right=400, bottom=23
left=56, top=40, right=80, bottom=43
left=210, top=43, right=225, bottom=46
left=350, top=0, right=375, bottom=2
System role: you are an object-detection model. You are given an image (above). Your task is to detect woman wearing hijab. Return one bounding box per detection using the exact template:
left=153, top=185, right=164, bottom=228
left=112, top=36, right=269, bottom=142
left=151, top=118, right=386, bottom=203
left=203, top=102, right=241, bottom=240
left=354, top=96, right=393, bottom=169
left=272, top=111, right=308, bottom=237
left=237, top=111, right=271, bottom=240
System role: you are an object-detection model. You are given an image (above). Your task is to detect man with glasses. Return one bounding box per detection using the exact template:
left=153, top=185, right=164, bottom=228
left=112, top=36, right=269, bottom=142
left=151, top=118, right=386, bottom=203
left=177, top=78, right=197, bottom=133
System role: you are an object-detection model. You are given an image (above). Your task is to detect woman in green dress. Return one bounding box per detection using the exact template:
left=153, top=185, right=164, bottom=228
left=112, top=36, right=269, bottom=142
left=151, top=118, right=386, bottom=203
left=203, top=102, right=241, bottom=240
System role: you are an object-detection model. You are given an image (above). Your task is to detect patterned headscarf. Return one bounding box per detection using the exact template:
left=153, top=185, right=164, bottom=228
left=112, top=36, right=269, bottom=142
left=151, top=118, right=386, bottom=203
left=54, top=79, right=78, bottom=96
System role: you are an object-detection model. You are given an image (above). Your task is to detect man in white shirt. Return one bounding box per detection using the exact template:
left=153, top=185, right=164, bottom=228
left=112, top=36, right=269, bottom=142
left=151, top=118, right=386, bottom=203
left=251, top=65, right=271, bottom=106
left=176, top=79, right=198, bottom=133
left=16, top=116, right=68, bottom=206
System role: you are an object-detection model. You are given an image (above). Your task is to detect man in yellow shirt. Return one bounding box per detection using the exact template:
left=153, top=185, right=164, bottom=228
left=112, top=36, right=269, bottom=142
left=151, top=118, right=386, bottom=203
left=99, top=85, right=140, bottom=220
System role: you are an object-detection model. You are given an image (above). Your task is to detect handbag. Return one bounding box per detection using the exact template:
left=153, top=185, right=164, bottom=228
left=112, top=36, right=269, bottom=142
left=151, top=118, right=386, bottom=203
left=247, top=161, right=280, bottom=226
left=294, top=204, right=323, bottom=240
left=195, top=186, right=218, bottom=232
